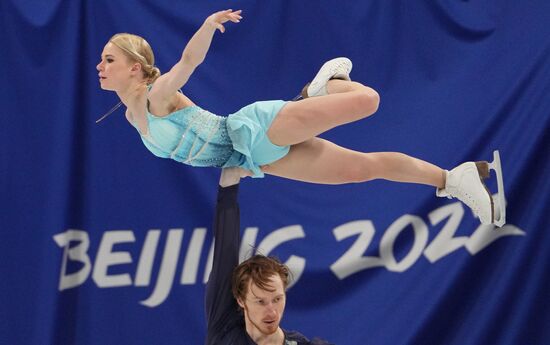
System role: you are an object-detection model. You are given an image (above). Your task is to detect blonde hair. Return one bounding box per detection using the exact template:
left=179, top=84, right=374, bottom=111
left=109, top=33, right=161, bottom=83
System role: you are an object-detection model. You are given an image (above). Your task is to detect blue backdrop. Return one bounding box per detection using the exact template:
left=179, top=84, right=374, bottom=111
left=1, top=1, right=549, bottom=344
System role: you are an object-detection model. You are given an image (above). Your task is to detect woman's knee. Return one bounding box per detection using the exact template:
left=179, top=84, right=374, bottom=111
left=353, top=87, right=380, bottom=116
left=340, top=154, right=378, bottom=183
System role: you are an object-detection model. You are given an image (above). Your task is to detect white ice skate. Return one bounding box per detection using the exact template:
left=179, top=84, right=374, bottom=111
left=437, top=150, right=506, bottom=227
left=299, top=57, right=353, bottom=99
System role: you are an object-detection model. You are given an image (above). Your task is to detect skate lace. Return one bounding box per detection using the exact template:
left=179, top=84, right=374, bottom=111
left=450, top=189, right=480, bottom=216
left=310, top=59, right=350, bottom=89
left=329, top=61, right=350, bottom=75
left=327, top=60, right=351, bottom=79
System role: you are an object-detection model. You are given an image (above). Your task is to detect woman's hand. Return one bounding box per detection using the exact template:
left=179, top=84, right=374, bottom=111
left=148, top=9, right=242, bottom=98
left=205, top=9, right=242, bottom=33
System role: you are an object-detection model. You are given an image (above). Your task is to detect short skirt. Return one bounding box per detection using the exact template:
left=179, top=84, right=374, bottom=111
left=223, top=100, right=290, bottom=177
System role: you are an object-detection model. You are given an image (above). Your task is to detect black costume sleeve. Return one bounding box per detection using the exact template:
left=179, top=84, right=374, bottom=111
left=205, top=184, right=241, bottom=344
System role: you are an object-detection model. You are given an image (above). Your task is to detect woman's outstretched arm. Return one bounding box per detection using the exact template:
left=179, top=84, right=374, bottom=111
left=149, top=9, right=242, bottom=100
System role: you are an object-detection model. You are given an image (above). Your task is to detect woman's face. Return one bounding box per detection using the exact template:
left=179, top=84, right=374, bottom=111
left=96, top=42, right=135, bottom=91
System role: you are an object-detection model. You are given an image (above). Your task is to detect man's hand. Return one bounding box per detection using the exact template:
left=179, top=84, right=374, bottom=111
left=205, top=9, right=243, bottom=33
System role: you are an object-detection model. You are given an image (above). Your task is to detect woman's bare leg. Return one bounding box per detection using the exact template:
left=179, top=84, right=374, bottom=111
left=267, top=80, right=380, bottom=146
left=262, top=138, right=445, bottom=187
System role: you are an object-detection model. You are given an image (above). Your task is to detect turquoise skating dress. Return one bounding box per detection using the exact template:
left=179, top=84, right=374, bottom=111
left=135, top=100, right=290, bottom=177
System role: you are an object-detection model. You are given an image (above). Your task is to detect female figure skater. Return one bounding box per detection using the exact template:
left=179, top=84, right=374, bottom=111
left=96, top=9, right=504, bottom=225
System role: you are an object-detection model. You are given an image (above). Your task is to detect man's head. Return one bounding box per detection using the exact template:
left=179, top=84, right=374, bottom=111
left=232, top=255, right=291, bottom=337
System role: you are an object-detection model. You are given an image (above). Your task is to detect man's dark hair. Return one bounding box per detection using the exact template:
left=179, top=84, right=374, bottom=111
left=232, top=254, right=290, bottom=303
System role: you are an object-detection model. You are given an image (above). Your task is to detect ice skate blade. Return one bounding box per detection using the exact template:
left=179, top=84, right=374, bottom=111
left=488, top=150, right=506, bottom=227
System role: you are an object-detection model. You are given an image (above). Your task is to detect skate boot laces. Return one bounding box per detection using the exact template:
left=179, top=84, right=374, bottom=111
left=307, top=57, right=352, bottom=96
left=445, top=162, right=493, bottom=224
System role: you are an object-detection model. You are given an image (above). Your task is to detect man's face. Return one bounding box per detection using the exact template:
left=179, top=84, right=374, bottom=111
left=238, top=274, right=286, bottom=337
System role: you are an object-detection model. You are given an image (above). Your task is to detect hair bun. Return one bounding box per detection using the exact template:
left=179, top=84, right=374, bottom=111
left=149, top=66, right=161, bottom=83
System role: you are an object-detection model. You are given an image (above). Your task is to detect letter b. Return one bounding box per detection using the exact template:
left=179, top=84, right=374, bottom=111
left=53, top=229, right=92, bottom=291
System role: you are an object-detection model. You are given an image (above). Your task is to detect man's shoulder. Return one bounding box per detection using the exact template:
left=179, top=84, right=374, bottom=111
left=284, top=330, right=334, bottom=345
left=206, top=315, right=253, bottom=345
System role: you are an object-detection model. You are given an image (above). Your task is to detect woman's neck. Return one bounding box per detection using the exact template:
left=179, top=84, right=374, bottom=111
left=117, top=79, right=148, bottom=108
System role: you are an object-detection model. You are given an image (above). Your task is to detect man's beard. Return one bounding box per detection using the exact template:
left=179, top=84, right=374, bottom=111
left=244, top=306, right=280, bottom=335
